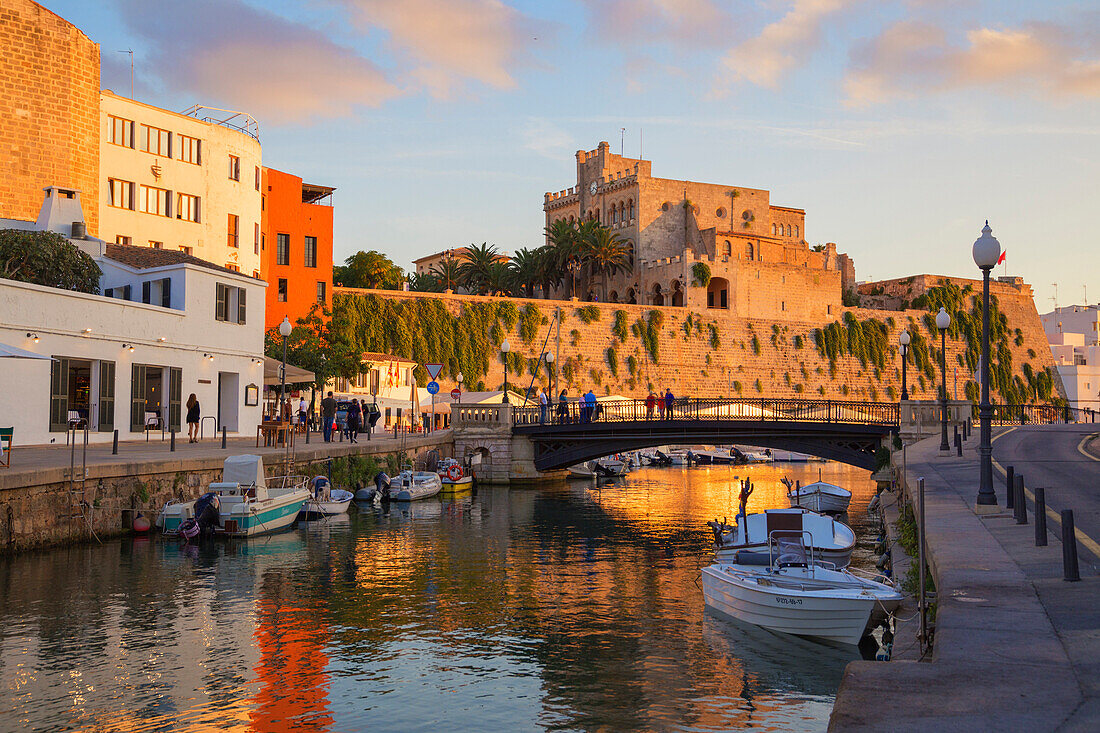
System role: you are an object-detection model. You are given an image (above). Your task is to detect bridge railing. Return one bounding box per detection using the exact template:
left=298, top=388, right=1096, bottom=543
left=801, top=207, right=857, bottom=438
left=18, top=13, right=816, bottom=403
left=512, top=398, right=898, bottom=427
left=972, top=403, right=1095, bottom=425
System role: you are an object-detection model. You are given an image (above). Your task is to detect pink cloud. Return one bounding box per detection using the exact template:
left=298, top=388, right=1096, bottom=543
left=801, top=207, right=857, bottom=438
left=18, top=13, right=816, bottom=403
left=579, top=0, right=734, bottom=48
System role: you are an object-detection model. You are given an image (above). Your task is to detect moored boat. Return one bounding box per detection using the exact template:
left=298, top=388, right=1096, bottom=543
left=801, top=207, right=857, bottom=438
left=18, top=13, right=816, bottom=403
left=438, top=458, right=475, bottom=492
left=695, top=449, right=733, bottom=464
left=299, top=476, right=354, bottom=519
left=392, top=470, right=443, bottom=501
left=785, top=479, right=852, bottom=514
left=709, top=509, right=856, bottom=568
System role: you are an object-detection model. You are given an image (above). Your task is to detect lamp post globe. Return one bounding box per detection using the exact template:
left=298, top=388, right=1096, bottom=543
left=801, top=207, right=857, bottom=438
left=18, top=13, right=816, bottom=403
left=545, top=351, right=555, bottom=403
left=936, top=307, right=951, bottom=451
left=278, top=316, right=292, bottom=424
left=899, top=330, right=911, bottom=401
left=501, top=340, right=511, bottom=404
left=973, top=222, right=1001, bottom=509
left=456, top=372, right=463, bottom=404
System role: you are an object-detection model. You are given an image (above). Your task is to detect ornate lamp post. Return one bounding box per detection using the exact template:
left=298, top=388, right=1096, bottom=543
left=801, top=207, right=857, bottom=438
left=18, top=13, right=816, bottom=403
left=936, top=307, right=951, bottom=451
left=501, top=339, right=511, bottom=404
left=456, top=372, right=463, bottom=404
left=899, top=330, right=910, bottom=401
left=545, top=351, right=555, bottom=405
left=973, top=222, right=1001, bottom=509
left=278, top=316, right=292, bottom=464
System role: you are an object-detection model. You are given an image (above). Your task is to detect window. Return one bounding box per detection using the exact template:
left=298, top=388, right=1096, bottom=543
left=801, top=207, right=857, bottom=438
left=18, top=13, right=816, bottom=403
left=215, top=283, right=247, bottom=324
left=255, top=166, right=261, bottom=191
left=786, top=225, right=792, bottom=236
left=794, top=225, right=799, bottom=238
left=180, top=246, right=193, bottom=255
left=115, top=235, right=131, bottom=245
left=304, top=236, right=317, bottom=267
left=316, top=280, right=327, bottom=303
left=228, top=155, right=240, bottom=181
left=276, top=233, right=289, bottom=265
left=227, top=214, right=239, bottom=248
left=179, top=135, right=201, bottom=164
left=149, top=241, right=163, bottom=249
left=278, top=278, right=288, bottom=302
left=176, top=193, right=200, bottom=222
left=138, top=185, right=170, bottom=216
left=225, top=263, right=240, bottom=272
left=254, top=223, right=260, bottom=255
left=140, top=124, right=171, bottom=156
left=107, top=178, right=135, bottom=210
left=108, top=116, right=134, bottom=147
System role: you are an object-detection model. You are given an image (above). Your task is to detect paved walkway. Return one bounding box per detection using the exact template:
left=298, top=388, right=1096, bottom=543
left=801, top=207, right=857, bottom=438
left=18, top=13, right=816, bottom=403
left=830, top=430, right=1099, bottom=731
left=0, top=429, right=453, bottom=491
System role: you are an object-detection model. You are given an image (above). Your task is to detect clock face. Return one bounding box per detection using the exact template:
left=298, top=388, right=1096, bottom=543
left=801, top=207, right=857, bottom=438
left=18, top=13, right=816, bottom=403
left=589, top=181, right=598, bottom=195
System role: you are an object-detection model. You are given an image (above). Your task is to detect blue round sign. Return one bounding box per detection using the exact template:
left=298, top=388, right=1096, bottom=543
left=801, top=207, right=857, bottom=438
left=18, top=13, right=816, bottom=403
left=426, top=381, right=440, bottom=395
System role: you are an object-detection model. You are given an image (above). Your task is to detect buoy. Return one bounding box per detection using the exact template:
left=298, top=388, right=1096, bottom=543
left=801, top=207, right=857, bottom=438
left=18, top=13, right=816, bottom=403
left=133, top=514, right=151, bottom=533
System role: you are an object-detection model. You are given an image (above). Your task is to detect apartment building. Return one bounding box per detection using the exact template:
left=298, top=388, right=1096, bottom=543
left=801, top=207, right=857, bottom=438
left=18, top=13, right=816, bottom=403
left=99, top=91, right=263, bottom=277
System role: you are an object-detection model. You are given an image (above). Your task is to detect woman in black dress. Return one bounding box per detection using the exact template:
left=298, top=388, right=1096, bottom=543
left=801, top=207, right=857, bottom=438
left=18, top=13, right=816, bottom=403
left=186, top=393, right=200, bottom=443
left=347, top=399, right=362, bottom=443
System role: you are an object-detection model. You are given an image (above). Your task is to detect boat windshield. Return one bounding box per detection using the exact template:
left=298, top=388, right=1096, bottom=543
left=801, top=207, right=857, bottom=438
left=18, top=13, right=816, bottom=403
left=774, top=537, right=808, bottom=567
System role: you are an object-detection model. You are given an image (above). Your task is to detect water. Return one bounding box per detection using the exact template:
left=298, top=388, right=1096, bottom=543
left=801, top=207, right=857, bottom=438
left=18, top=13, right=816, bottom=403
left=0, top=461, right=879, bottom=732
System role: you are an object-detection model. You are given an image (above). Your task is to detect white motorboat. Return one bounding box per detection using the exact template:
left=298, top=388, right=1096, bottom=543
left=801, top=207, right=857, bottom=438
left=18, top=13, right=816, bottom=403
left=767, top=450, right=824, bottom=463
left=786, top=479, right=852, bottom=514
left=709, top=509, right=856, bottom=568
left=701, top=543, right=902, bottom=646
left=667, top=451, right=689, bottom=466
left=438, top=458, right=475, bottom=492
left=733, top=446, right=773, bottom=463
left=597, top=458, right=628, bottom=475
left=695, top=449, right=733, bottom=464
left=158, top=455, right=310, bottom=538
left=568, top=462, right=596, bottom=478
left=392, top=470, right=442, bottom=501
left=299, top=476, right=354, bottom=519
left=568, top=460, right=624, bottom=478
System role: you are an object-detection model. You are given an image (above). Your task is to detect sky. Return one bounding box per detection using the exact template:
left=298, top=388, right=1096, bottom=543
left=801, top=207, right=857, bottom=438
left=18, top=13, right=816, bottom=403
left=42, top=0, right=1100, bottom=311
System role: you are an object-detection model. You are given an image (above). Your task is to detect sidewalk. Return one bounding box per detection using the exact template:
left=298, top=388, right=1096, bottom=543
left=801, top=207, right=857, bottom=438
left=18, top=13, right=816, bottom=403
left=829, top=434, right=1097, bottom=731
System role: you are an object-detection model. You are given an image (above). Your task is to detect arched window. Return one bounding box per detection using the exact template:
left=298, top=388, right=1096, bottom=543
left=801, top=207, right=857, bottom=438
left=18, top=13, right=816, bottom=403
left=723, top=240, right=732, bottom=257
left=747, top=242, right=754, bottom=261
left=628, top=199, right=634, bottom=221
left=786, top=225, right=792, bottom=237
left=611, top=206, right=618, bottom=224
left=773, top=223, right=778, bottom=235
left=794, top=225, right=799, bottom=238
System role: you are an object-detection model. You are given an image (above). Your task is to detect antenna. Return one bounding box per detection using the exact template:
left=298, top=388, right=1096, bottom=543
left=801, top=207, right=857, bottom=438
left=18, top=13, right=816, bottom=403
left=639, top=127, right=643, bottom=160
left=1052, top=283, right=1058, bottom=311
left=116, top=49, right=134, bottom=98
left=620, top=127, right=626, bottom=156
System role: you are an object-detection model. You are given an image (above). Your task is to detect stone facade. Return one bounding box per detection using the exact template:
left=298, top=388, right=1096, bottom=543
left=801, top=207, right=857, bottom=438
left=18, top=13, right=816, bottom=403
left=543, top=141, right=855, bottom=320
left=0, top=0, right=101, bottom=235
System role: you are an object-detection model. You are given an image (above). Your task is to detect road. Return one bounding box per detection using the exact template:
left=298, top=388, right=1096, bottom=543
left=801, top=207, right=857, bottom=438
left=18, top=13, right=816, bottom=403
left=992, top=422, right=1100, bottom=567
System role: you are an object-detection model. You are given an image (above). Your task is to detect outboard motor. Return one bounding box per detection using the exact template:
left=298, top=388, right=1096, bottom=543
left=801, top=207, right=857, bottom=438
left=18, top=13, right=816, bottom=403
left=193, top=492, right=221, bottom=538
left=312, top=475, right=331, bottom=499
left=375, top=471, right=391, bottom=503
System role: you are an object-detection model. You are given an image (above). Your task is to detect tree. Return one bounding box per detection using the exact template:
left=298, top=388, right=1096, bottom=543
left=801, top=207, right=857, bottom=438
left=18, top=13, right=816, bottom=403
left=429, top=256, right=462, bottom=292
left=407, top=271, right=442, bottom=292
left=545, top=219, right=582, bottom=298
left=264, top=304, right=363, bottom=412
left=458, top=242, right=502, bottom=295
left=0, top=228, right=101, bottom=293
left=333, top=250, right=404, bottom=289
left=579, top=224, right=632, bottom=301
left=510, top=247, right=541, bottom=298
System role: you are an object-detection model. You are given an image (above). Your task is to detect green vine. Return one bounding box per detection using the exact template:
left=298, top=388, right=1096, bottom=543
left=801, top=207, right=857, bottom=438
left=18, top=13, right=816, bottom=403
left=576, top=305, right=601, bottom=324
left=606, top=347, right=618, bottom=377
left=613, top=310, right=629, bottom=342
left=691, top=262, right=712, bottom=288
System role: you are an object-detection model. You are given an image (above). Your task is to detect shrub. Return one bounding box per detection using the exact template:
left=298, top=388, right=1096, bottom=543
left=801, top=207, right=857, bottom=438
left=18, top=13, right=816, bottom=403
left=691, top=262, right=712, bottom=287
left=794, top=334, right=804, bottom=349
left=751, top=335, right=761, bottom=355
left=570, top=328, right=581, bottom=346
left=754, top=379, right=763, bottom=393
left=613, top=310, right=629, bottom=342
left=627, top=354, right=638, bottom=376
left=708, top=323, right=720, bottom=349
left=519, top=303, right=540, bottom=342
left=733, top=380, right=743, bottom=394
left=0, top=228, right=101, bottom=293
left=606, top=347, right=618, bottom=376
left=576, top=305, right=601, bottom=323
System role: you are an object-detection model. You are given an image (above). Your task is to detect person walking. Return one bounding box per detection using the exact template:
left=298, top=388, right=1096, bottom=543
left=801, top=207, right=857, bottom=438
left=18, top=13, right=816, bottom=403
left=298, top=397, right=308, bottom=430
left=645, top=392, right=656, bottom=420
left=538, top=387, right=549, bottom=424
left=186, top=393, right=200, bottom=443
left=584, top=389, right=597, bottom=423
left=347, top=399, right=362, bottom=443
left=557, top=389, right=569, bottom=423
left=656, top=390, right=665, bottom=419
left=664, top=387, right=675, bottom=419
left=321, top=391, right=337, bottom=442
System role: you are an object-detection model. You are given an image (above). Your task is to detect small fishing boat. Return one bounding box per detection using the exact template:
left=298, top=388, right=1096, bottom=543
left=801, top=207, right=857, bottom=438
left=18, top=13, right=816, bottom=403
left=667, top=450, right=689, bottom=466
left=701, top=540, right=902, bottom=646
left=438, top=458, right=474, bottom=492
left=708, top=509, right=856, bottom=568
left=299, top=476, right=354, bottom=519
left=785, top=478, right=852, bottom=514
left=732, top=446, right=773, bottom=463
left=568, top=460, right=623, bottom=478
left=767, top=449, right=824, bottom=463
left=695, top=449, right=733, bottom=464
left=392, top=470, right=442, bottom=501
left=598, top=458, right=628, bottom=475
left=158, top=455, right=310, bottom=538
left=568, top=462, right=596, bottom=478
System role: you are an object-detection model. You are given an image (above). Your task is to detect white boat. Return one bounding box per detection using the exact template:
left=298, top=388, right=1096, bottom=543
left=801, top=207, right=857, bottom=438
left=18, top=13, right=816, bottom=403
left=568, top=460, right=624, bottom=478
left=392, top=470, right=442, bottom=501
left=299, top=476, right=354, bottom=519
left=597, top=458, right=628, bottom=475
left=709, top=509, right=856, bottom=568
left=158, top=455, right=310, bottom=538
left=786, top=479, right=852, bottom=514
left=438, top=458, right=475, bottom=492
left=767, top=449, right=824, bottom=463
left=668, top=451, right=688, bottom=466
left=701, top=544, right=902, bottom=646
left=695, top=449, right=733, bottom=464
left=733, top=447, right=773, bottom=463
left=568, top=461, right=596, bottom=478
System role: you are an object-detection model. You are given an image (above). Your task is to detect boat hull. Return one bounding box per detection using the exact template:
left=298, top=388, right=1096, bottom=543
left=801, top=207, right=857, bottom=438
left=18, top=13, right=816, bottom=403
left=393, top=472, right=443, bottom=501
left=300, top=489, right=354, bottom=519
left=440, top=476, right=474, bottom=493
left=787, top=492, right=851, bottom=514
left=716, top=543, right=853, bottom=568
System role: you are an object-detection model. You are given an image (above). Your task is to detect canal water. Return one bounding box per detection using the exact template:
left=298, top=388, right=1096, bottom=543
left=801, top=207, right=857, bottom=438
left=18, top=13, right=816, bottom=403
left=0, top=460, right=879, bottom=733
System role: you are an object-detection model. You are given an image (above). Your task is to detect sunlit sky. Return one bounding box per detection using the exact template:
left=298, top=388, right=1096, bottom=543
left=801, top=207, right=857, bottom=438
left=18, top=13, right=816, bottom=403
left=43, top=0, right=1099, bottom=311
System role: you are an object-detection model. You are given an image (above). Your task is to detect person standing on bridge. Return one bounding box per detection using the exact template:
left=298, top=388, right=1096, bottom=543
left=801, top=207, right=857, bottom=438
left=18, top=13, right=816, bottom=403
left=557, top=389, right=569, bottom=424
left=665, top=387, right=675, bottom=419
left=538, top=387, right=548, bottom=424
left=645, top=392, right=656, bottom=420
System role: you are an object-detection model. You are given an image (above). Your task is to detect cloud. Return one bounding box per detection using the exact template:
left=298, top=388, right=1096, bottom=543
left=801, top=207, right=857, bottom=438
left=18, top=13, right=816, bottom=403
left=718, top=0, right=863, bottom=89
left=579, top=0, right=734, bottom=48
left=113, top=0, right=398, bottom=125
left=522, top=118, right=575, bottom=160
left=336, top=0, right=545, bottom=98
left=844, top=19, right=1100, bottom=105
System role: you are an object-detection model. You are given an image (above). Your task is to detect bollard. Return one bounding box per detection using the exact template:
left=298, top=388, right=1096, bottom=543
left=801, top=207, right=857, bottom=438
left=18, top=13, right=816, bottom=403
left=1062, top=510, right=1080, bottom=582
left=955, top=434, right=962, bottom=457
left=1015, top=475, right=1027, bottom=524
left=953, top=424, right=959, bottom=447
left=1006, top=465, right=1015, bottom=509
left=221, top=427, right=227, bottom=449
left=112, top=429, right=119, bottom=455
left=170, top=431, right=175, bottom=452
left=1034, top=487, right=1047, bottom=546
left=305, top=426, right=310, bottom=444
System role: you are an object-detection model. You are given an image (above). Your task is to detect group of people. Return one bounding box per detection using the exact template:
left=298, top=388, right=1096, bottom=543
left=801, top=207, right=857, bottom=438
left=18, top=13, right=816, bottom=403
left=529, top=386, right=679, bottom=424
left=645, top=389, right=677, bottom=420
left=318, top=391, right=381, bottom=443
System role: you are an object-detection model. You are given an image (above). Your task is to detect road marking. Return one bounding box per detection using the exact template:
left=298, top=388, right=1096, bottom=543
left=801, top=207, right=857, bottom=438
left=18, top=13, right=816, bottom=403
left=1076, top=433, right=1100, bottom=463
left=988, top=427, right=1100, bottom=561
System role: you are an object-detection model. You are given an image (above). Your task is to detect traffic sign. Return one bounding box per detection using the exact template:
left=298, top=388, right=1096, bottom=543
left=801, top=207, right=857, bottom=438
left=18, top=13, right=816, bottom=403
left=424, top=363, right=444, bottom=380
left=450, top=388, right=461, bottom=400
left=426, top=381, right=440, bottom=395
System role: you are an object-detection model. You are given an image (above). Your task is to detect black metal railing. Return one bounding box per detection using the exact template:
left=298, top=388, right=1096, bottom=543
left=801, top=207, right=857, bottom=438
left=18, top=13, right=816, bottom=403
left=512, top=398, right=899, bottom=427
left=972, top=403, right=1095, bottom=426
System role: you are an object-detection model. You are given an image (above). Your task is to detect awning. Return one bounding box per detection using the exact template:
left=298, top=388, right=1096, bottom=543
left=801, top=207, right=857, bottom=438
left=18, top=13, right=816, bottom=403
left=0, top=343, right=53, bottom=359
left=263, top=356, right=316, bottom=386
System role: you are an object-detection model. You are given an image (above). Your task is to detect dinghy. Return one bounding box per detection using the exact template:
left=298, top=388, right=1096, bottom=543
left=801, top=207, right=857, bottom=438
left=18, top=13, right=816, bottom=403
left=785, top=478, right=852, bottom=514
left=709, top=509, right=856, bottom=568
left=391, top=470, right=442, bottom=501
left=299, top=476, right=354, bottom=519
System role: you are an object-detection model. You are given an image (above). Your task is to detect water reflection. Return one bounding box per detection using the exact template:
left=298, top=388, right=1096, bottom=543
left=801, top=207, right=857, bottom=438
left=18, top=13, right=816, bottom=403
left=0, top=461, right=876, bottom=732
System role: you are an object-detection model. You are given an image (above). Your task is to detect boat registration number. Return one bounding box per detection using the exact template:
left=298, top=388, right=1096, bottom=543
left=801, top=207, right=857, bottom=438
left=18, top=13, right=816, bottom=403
left=775, top=597, right=803, bottom=606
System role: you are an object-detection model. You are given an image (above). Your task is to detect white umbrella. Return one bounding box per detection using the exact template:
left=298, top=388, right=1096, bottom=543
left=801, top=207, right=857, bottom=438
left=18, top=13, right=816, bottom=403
left=0, top=343, right=53, bottom=359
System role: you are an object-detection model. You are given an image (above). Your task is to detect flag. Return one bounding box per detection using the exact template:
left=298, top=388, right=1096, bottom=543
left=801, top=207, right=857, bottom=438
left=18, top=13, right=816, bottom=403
left=996, top=250, right=1006, bottom=266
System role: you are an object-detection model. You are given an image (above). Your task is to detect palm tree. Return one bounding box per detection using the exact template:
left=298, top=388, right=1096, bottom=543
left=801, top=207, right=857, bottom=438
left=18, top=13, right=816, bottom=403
left=534, top=245, right=563, bottom=298
left=580, top=225, right=633, bottom=302
left=545, top=219, right=583, bottom=298
left=458, top=242, right=501, bottom=295
left=430, top=256, right=462, bottom=291
left=510, top=247, right=541, bottom=298
left=484, top=260, right=513, bottom=296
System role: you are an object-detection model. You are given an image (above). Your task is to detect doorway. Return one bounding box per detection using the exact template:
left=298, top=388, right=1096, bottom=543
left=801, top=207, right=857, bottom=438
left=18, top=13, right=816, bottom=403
left=218, top=372, right=240, bottom=432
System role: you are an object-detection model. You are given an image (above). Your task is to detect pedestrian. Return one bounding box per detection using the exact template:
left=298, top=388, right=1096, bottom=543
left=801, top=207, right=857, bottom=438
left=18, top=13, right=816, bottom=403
left=538, top=386, right=549, bottom=424
left=347, top=399, right=362, bottom=443
left=656, top=390, right=665, bottom=418
left=557, top=389, right=569, bottom=423
left=186, top=393, right=200, bottom=443
left=584, top=388, right=597, bottom=422
left=298, top=396, right=308, bottom=430
left=321, top=391, right=337, bottom=442
left=665, top=387, right=675, bottom=419
left=645, top=392, right=656, bottom=419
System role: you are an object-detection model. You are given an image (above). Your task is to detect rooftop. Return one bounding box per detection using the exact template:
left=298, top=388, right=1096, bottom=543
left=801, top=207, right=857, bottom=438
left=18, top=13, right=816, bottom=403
left=104, top=243, right=243, bottom=276
left=360, top=352, right=417, bottom=364
left=302, top=183, right=336, bottom=205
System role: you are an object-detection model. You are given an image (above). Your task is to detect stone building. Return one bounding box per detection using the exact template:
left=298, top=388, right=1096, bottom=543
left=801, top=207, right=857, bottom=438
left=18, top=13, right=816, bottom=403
left=544, top=142, right=855, bottom=321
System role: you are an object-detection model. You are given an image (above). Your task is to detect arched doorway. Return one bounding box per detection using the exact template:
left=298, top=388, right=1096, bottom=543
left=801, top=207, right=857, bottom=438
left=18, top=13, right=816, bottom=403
left=609, top=290, right=619, bottom=303
left=652, top=283, right=664, bottom=306
left=627, top=288, right=637, bottom=305
left=707, top=277, right=729, bottom=309
left=671, top=280, right=684, bottom=307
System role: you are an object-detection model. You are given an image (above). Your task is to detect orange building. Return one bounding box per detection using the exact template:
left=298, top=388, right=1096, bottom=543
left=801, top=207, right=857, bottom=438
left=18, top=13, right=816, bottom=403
left=260, top=167, right=334, bottom=330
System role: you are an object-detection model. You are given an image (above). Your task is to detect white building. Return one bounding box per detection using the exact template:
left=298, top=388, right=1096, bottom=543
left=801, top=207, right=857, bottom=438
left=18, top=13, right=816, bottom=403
left=1041, top=305, right=1100, bottom=413
left=99, top=91, right=263, bottom=278
left=1, top=187, right=266, bottom=445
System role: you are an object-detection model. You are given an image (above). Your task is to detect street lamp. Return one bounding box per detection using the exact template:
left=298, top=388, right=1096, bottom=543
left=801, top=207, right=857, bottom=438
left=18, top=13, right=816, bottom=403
left=456, top=372, right=463, bottom=404
left=973, top=222, right=1001, bottom=509
left=501, top=339, right=511, bottom=404
left=545, top=351, right=555, bottom=400
left=936, top=307, right=951, bottom=451
left=278, top=316, right=292, bottom=420
left=899, top=330, right=910, bottom=401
